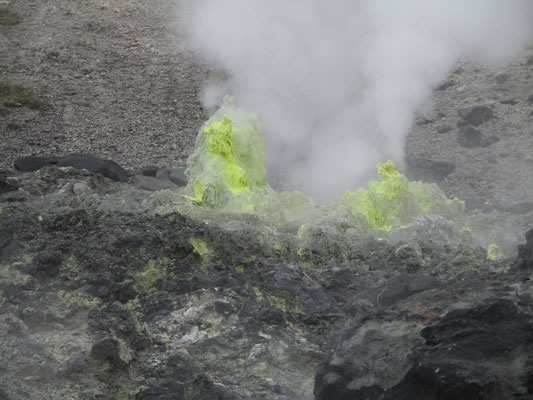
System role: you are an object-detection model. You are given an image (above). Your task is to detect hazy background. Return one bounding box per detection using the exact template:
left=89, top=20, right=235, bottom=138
left=185, top=0, right=533, bottom=202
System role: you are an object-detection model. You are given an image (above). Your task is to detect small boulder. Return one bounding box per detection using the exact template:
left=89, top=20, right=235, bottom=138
left=132, top=175, right=179, bottom=192
left=437, top=79, right=457, bottom=91
left=480, top=135, right=500, bottom=147
left=435, top=124, right=454, bottom=134
left=405, top=158, right=455, bottom=183
left=57, top=154, right=129, bottom=182
left=72, top=182, right=92, bottom=195
left=135, top=379, right=185, bottom=400
left=499, top=96, right=517, bottom=105
left=370, top=273, right=442, bottom=311
left=457, top=105, right=494, bottom=126
left=90, top=337, right=127, bottom=369
left=14, top=154, right=129, bottom=182
left=457, top=126, right=481, bottom=148
left=513, top=228, right=533, bottom=271
left=156, top=167, right=187, bottom=187
left=141, top=165, right=159, bottom=177
left=0, top=172, right=18, bottom=194
left=495, top=72, right=509, bottom=84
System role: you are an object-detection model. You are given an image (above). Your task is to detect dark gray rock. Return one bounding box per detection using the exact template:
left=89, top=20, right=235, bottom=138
left=14, top=155, right=59, bottom=171
left=135, top=379, right=185, bottom=400
left=265, top=265, right=340, bottom=313
left=480, top=134, right=500, bottom=147
left=63, top=353, right=89, bottom=374
left=437, top=79, right=457, bottom=91
left=499, top=96, right=517, bottom=105
left=90, top=337, right=128, bottom=369
left=0, top=173, right=18, bottom=194
left=14, top=154, right=129, bottom=182
left=57, top=154, right=129, bottom=182
left=435, top=124, right=454, bottom=134
left=513, top=228, right=533, bottom=271
left=405, top=158, right=455, bottom=183
left=457, top=105, right=494, bottom=126
left=528, top=94, right=533, bottom=104
left=495, top=72, right=509, bottom=83
left=156, top=167, right=187, bottom=187
left=141, top=165, right=159, bottom=177
left=315, top=292, right=533, bottom=400
left=457, top=126, right=481, bottom=148
left=415, top=110, right=440, bottom=126
left=373, top=273, right=441, bottom=310
left=0, top=387, right=9, bottom=400
left=132, top=175, right=179, bottom=191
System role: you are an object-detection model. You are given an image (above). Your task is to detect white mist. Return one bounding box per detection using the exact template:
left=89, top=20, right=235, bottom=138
left=185, top=0, right=533, bottom=201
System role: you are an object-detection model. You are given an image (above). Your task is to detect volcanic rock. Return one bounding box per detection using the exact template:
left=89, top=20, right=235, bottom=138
left=499, top=96, right=517, bottom=105
left=437, top=79, right=457, bottom=91
left=155, top=167, right=187, bottom=187
left=14, top=154, right=129, bottom=182
left=0, top=172, right=18, bottom=194
left=495, top=71, right=509, bottom=83
left=435, top=124, right=454, bottom=133
left=141, top=165, right=159, bottom=177
left=457, top=105, right=494, bottom=126
left=0, top=162, right=528, bottom=400
left=457, top=125, right=482, bottom=148
left=314, top=276, right=533, bottom=400
left=513, top=228, right=533, bottom=271
left=404, top=158, right=455, bottom=182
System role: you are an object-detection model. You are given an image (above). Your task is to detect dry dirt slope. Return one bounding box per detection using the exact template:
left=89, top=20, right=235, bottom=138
left=0, top=0, right=210, bottom=172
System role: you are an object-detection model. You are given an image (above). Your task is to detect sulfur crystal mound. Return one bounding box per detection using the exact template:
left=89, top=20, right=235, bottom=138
left=148, top=96, right=316, bottom=226
left=329, top=160, right=465, bottom=231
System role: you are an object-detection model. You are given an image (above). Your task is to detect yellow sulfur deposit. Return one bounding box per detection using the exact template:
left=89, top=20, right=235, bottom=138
left=330, top=160, right=465, bottom=231
left=149, top=98, right=464, bottom=233
left=149, top=96, right=316, bottom=225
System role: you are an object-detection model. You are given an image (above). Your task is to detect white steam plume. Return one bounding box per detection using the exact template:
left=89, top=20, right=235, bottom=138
left=186, top=0, right=533, bottom=202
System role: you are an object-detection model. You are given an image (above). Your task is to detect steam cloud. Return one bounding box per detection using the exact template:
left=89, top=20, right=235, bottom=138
left=186, top=0, right=533, bottom=201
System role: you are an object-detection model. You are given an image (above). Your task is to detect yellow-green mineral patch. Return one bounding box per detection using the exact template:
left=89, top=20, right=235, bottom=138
left=133, top=258, right=171, bottom=295
left=148, top=96, right=316, bottom=226
left=329, top=160, right=465, bottom=231
left=486, top=243, right=502, bottom=261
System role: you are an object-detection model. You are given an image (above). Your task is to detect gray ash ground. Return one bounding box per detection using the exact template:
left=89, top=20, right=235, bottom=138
left=0, top=0, right=211, bottom=172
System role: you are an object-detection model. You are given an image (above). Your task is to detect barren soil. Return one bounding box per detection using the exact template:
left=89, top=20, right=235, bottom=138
left=1, top=0, right=210, bottom=172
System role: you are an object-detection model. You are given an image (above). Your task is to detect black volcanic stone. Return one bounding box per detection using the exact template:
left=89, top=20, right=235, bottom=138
left=136, top=379, right=185, bottom=400
left=457, top=126, right=481, bottom=148
left=457, top=105, right=494, bottom=126
left=315, top=298, right=533, bottom=400
left=435, top=124, right=454, bottom=133
left=405, top=158, right=455, bottom=182
left=14, top=154, right=129, bottom=182
left=0, top=172, right=18, bottom=194
left=513, top=228, right=533, bottom=271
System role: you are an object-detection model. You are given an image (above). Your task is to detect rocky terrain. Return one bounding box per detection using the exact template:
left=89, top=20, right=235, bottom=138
left=1, top=1, right=533, bottom=400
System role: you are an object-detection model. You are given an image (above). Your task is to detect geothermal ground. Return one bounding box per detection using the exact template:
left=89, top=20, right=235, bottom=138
left=1, top=1, right=533, bottom=400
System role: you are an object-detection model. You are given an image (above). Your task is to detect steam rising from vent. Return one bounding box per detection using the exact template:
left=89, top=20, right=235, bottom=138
left=186, top=0, right=533, bottom=201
